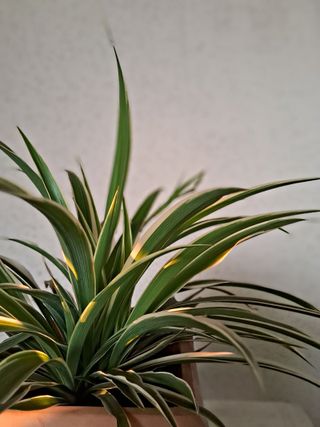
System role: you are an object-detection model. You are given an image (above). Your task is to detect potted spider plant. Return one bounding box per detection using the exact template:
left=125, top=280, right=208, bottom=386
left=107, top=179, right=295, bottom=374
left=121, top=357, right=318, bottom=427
left=0, top=47, right=319, bottom=427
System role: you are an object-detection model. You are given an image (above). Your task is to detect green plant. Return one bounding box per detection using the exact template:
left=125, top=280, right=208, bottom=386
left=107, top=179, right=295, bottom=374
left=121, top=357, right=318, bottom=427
left=0, top=48, right=319, bottom=427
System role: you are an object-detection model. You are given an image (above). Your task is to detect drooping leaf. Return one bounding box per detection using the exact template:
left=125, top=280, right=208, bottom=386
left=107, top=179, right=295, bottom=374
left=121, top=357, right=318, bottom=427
left=204, top=354, right=320, bottom=388
left=0, top=288, right=47, bottom=329
left=139, top=371, right=197, bottom=410
left=0, top=333, right=31, bottom=354
left=0, top=350, right=49, bottom=404
left=0, top=140, right=48, bottom=197
left=8, top=238, right=70, bottom=280
left=94, top=389, right=131, bottom=427
left=171, top=295, right=320, bottom=317
left=184, top=279, right=317, bottom=310
left=46, top=358, right=75, bottom=390
left=0, top=178, right=95, bottom=310
left=0, top=385, right=32, bottom=412
left=0, top=259, right=16, bottom=284
left=10, top=395, right=63, bottom=410
left=187, top=177, right=320, bottom=225
left=0, top=256, right=39, bottom=289
left=108, top=312, right=261, bottom=387
left=96, top=369, right=177, bottom=427
left=130, top=213, right=310, bottom=321
left=158, top=388, right=225, bottom=427
left=119, top=330, right=184, bottom=370
left=93, top=373, right=144, bottom=408
left=176, top=306, right=320, bottom=351
left=0, top=315, right=63, bottom=356
left=17, top=127, right=67, bottom=207
left=132, top=351, right=237, bottom=371
left=177, top=216, right=243, bottom=241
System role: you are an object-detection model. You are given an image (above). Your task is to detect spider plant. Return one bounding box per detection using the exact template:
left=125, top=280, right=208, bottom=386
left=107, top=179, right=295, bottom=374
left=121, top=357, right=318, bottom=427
left=0, top=48, right=319, bottom=427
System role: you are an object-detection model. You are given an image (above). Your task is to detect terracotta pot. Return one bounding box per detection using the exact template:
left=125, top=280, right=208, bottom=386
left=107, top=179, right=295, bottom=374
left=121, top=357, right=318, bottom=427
left=1, top=406, right=206, bottom=426
left=1, top=342, right=207, bottom=426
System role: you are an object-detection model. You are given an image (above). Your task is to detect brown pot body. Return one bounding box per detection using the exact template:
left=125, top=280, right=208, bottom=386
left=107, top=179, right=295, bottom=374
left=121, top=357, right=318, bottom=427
left=0, top=406, right=206, bottom=427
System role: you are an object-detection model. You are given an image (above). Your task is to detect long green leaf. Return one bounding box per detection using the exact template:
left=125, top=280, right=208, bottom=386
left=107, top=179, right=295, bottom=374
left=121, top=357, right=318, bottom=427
left=119, top=331, right=184, bottom=370
left=0, top=283, right=62, bottom=314
left=177, top=306, right=320, bottom=350
left=121, top=199, right=133, bottom=267
left=67, top=170, right=99, bottom=240
left=0, top=384, right=31, bottom=411
left=0, top=178, right=95, bottom=310
left=43, top=262, right=78, bottom=337
left=158, top=388, right=225, bottom=427
left=97, top=369, right=177, bottom=427
left=128, top=187, right=243, bottom=263
left=187, top=177, right=320, bottom=226
left=11, top=395, right=62, bottom=410
left=177, top=216, right=243, bottom=241
left=172, top=295, right=320, bottom=317
left=0, top=333, right=30, bottom=354
left=94, top=389, right=131, bottom=427
left=17, top=127, right=67, bottom=206
left=104, top=47, right=131, bottom=217
left=132, top=351, right=236, bottom=371
left=0, top=140, right=48, bottom=197
left=139, top=371, right=197, bottom=410
left=0, top=282, right=65, bottom=342
left=108, top=312, right=261, bottom=387
left=186, top=280, right=317, bottom=310
left=8, top=238, right=70, bottom=280
left=79, top=163, right=100, bottom=235
left=94, top=189, right=120, bottom=289
left=93, top=374, right=144, bottom=408
left=46, top=358, right=74, bottom=390
left=0, top=256, right=38, bottom=289
left=0, top=316, right=63, bottom=354
left=0, top=259, right=16, bottom=284
left=0, top=288, right=47, bottom=329
left=0, top=350, right=49, bottom=403
left=130, top=213, right=311, bottom=321
left=145, top=171, right=204, bottom=225
left=67, top=244, right=210, bottom=374
left=204, top=354, right=320, bottom=388
left=96, top=47, right=131, bottom=285
left=131, top=189, right=161, bottom=239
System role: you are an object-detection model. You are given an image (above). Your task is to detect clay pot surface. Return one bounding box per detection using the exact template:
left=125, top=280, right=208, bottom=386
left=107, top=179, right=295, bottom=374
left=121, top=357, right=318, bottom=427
left=1, top=405, right=206, bottom=426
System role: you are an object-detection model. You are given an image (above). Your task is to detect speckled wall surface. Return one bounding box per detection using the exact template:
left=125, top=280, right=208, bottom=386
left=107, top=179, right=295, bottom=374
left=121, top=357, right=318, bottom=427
left=0, top=0, right=320, bottom=423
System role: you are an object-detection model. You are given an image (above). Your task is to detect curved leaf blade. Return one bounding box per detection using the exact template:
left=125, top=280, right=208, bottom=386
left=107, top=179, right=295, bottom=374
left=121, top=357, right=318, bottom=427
left=0, top=350, right=49, bottom=404
left=17, top=127, right=67, bottom=207
left=94, top=389, right=131, bottom=427
left=0, top=141, right=48, bottom=198
left=10, top=395, right=62, bottom=410
left=0, top=178, right=95, bottom=310
left=105, top=47, right=131, bottom=216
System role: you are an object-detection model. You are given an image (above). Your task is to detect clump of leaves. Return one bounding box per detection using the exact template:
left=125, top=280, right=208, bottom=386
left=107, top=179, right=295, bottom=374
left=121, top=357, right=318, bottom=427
left=0, top=48, right=319, bottom=427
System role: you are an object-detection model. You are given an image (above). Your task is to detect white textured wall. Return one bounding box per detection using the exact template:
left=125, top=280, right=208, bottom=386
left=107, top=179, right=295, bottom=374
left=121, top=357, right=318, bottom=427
left=0, top=0, right=320, bottom=423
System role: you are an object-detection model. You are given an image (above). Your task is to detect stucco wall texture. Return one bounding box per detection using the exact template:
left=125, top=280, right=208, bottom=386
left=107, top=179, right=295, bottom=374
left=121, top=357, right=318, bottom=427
left=0, top=0, right=320, bottom=424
